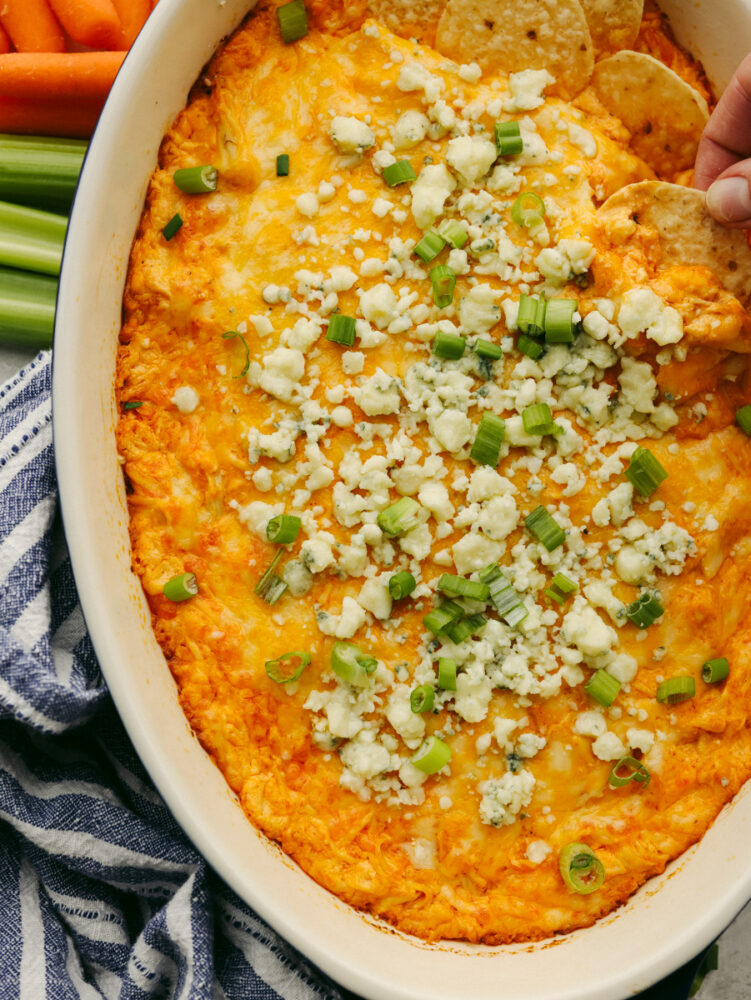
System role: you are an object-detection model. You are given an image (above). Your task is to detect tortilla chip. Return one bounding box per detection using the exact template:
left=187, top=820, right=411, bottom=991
left=434, top=0, right=594, bottom=99
left=597, top=181, right=751, bottom=305
left=592, top=51, right=709, bottom=175
left=579, top=0, right=643, bottom=54
left=365, top=0, right=447, bottom=46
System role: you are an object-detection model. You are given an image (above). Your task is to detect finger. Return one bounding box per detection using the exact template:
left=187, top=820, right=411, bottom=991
left=695, top=52, right=751, bottom=190
left=705, top=163, right=751, bottom=228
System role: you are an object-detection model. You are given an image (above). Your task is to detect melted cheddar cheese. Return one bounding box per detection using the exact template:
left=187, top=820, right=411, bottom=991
left=116, top=2, right=751, bottom=944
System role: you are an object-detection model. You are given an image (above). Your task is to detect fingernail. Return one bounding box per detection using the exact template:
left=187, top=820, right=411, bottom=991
left=706, top=175, right=751, bottom=225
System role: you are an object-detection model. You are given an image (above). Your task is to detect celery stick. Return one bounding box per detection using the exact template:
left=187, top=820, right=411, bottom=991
left=0, top=201, right=67, bottom=276
left=0, top=135, right=86, bottom=214
left=0, top=266, right=57, bottom=348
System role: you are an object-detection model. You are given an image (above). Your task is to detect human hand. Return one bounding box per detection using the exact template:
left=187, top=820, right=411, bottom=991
left=695, top=52, right=751, bottom=228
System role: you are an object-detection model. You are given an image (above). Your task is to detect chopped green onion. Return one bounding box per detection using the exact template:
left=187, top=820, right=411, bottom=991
left=276, top=153, right=290, bottom=176
left=522, top=402, right=558, bottom=436
left=122, top=400, right=143, bottom=411
left=525, top=506, right=565, bottom=551
left=414, top=229, right=446, bottom=263
left=432, top=329, right=466, bottom=360
left=163, top=572, right=199, bottom=602
left=411, top=735, right=452, bottom=774
left=382, top=160, right=417, bottom=186
left=331, top=641, right=377, bottom=688
left=430, top=264, right=456, bottom=308
left=423, top=599, right=463, bottom=635
left=735, top=405, right=751, bottom=436
left=624, top=446, right=668, bottom=498
left=559, top=843, right=605, bottom=895
left=265, top=651, right=310, bottom=684
left=266, top=514, right=301, bottom=544
left=277, top=0, right=308, bottom=42
left=517, top=293, right=546, bottom=336
left=437, top=218, right=468, bottom=248
left=516, top=333, right=544, bottom=360
left=389, top=571, right=416, bottom=599
left=0, top=134, right=86, bottom=214
left=544, top=572, right=577, bottom=605
left=442, top=613, right=487, bottom=644
left=544, top=298, right=577, bottom=344
left=657, top=675, right=695, bottom=705
left=479, top=563, right=528, bottom=628
left=702, top=657, right=729, bottom=684
left=494, top=120, right=524, bottom=157
left=625, top=591, right=664, bottom=628
left=163, top=213, right=183, bottom=240
left=0, top=265, right=56, bottom=348
left=377, top=497, right=421, bottom=537
left=474, top=338, right=502, bottom=360
left=410, top=684, right=435, bottom=713
left=437, top=573, right=490, bottom=602
left=326, top=313, right=356, bottom=346
left=173, top=165, right=218, bottom=194
left=222, top=330, right=250, bottom=377
left=437, top=657, right=457, bottom=690
left=255, top=551, right=288, bottom=605
left=511, top=191, right=545, bottom=229
left=585, top=668, right=621, bottom=707
left=0, top=200, right=66, bottom=276
left=470, top=412, right=505, bottom=466
left=609, top=756, right=651, bottom=789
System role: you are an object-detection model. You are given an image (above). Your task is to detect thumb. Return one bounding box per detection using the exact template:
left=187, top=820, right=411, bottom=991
left=705, top=165, right=751, bottom=228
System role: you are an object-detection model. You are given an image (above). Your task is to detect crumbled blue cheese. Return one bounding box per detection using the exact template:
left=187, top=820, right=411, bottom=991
left=452, top=533, right=504, bottom=575
left=316, top=597, right=368, bottom=639
left=410, top=164, right=456, bottom=229
left=458, top=283, right=501, bottom=335
left=301, top=534, right=336, bottom=573
left=353, top=369, right=402, bottom=415
left=446, top=135, right=498, bottom=187
left=567, top=122, right=597, bottom=158
left=232, top=499, right=283, bottom=537
left=627, top=728, right=655, bottom=754
left=358, top=282, right=399, bottom=328
left=478, top=770, right=536, bottom=826
left=561, top=598, right=618, bottom=659
left=396, top=61, right=444, bottom=102
left=386, top=685, right=426, bottom=747
left=258, top=347, right=305, bottom=402
left=391, top=109, right=430, bottom=149
left=526, top=840, right=552, bottom=864
left=358, top=573, right=393, bottom=620
left=171, top=385, right=199, bottom=413
left=592, top=731, right=627, bottom=761
left=618, top=357, right=657, bottom=413
left=329, top=115, right=375, bottom=153
left=617, top=288, right=683, bottom=346
left=296, top=192, right=319, bottom=218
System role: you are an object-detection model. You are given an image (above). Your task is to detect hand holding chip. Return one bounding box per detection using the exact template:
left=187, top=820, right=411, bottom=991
left=695, top=52, right=751, bottom=228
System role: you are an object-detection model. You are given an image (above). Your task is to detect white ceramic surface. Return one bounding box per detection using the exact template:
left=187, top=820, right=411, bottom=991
left=52, top=3, right=751, bottom=998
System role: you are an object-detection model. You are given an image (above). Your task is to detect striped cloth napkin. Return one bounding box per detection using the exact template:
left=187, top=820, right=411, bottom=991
left=0, top=352, right=354, bottom=1000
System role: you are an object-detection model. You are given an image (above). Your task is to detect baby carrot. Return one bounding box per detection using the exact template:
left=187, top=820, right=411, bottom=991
left=0, top=52, right=126, bottom=101
left=0, top=0, right=65, bottom=53
left=46, top=0, right=122, bottom=50
left=0, top=25, right=10, bottom=54
left=0, top=96, right=104, bottom=138
left=110, top=0, right=150, bottom=47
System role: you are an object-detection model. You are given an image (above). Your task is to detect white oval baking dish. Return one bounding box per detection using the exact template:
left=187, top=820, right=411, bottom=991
left=53, top=2, right=751, bottom=997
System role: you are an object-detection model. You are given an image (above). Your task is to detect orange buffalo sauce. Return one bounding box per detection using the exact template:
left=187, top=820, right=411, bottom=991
left=116, top=2, right=751, bottom=943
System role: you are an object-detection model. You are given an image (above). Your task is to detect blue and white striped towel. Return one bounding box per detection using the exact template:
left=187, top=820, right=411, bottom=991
left=0, top=352, right=355, bottom=1000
